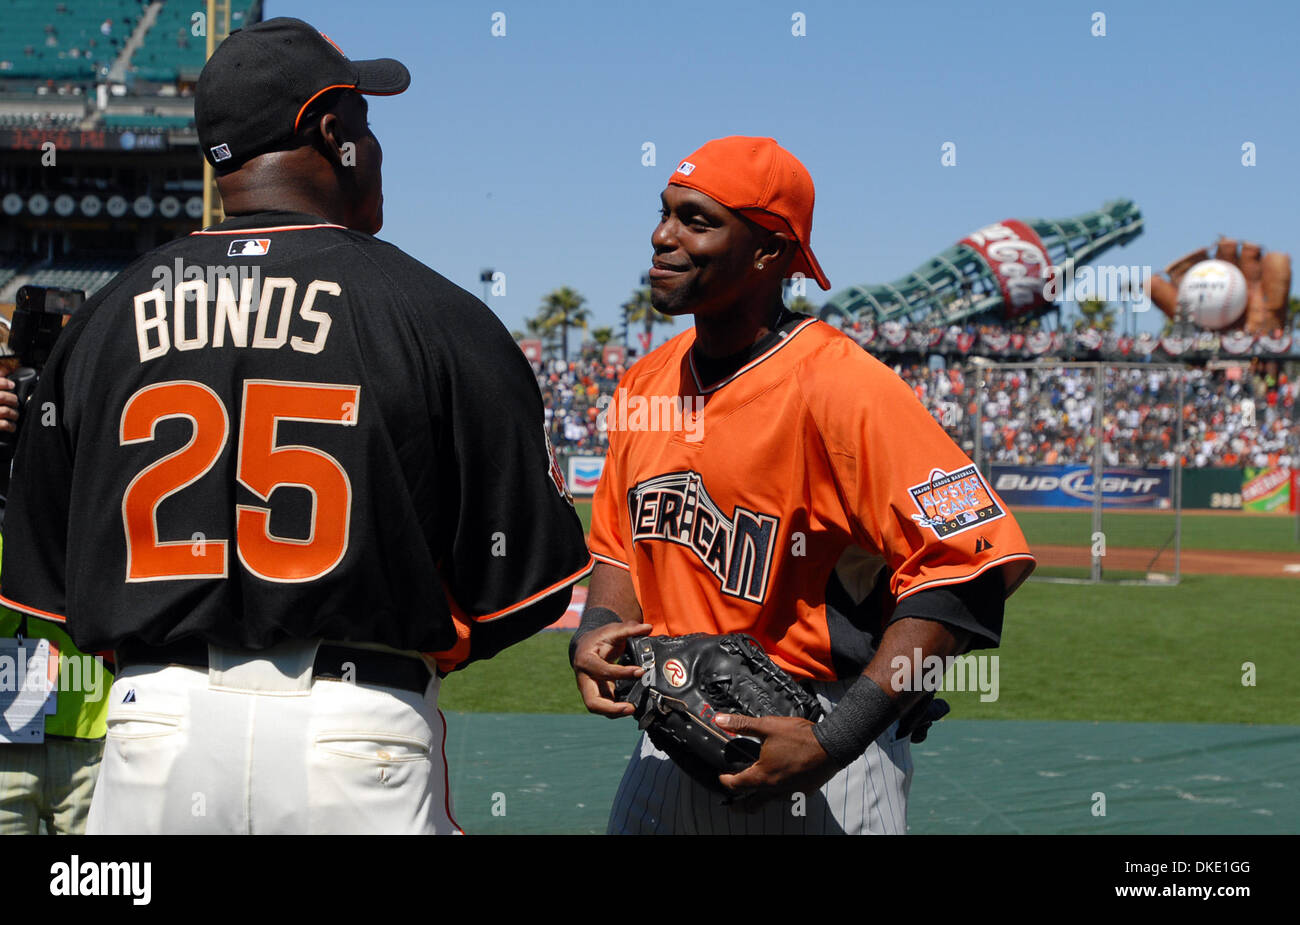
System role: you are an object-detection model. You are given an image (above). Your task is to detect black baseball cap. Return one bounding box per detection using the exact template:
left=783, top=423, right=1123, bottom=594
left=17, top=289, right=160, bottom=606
left=196, top=17, right=410, bottom=172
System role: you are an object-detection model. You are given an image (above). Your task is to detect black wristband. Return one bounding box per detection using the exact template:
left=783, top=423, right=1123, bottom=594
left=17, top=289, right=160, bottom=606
left=567, top=606, right=623, bottom=667
left=812, top=675, right=900, bottom=768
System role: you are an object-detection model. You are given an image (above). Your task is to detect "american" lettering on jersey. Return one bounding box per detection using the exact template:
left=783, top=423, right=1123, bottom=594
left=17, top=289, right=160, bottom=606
left=629, top=471, right=778, bottom=604
left=132, top=277, right=339, bottom=362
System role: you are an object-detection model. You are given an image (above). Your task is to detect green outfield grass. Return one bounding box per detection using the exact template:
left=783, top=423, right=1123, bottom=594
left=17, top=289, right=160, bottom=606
left=441, top=631, right=581, bottom=714
left=1010, top=507, right=1298, bottom=552
left=439, top=574, right=1299, bottom=726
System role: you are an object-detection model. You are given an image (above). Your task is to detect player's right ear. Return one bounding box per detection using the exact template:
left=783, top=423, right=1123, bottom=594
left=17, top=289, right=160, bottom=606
left=315, top=111, right=348, bottom=167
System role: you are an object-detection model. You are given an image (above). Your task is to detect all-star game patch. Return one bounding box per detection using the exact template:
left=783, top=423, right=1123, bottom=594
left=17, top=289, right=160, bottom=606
left=908, top=464, right=1004, bottom=539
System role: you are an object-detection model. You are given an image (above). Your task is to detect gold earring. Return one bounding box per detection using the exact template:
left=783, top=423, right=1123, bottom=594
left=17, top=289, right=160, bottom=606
left=756, top=262, right=765, bottom=270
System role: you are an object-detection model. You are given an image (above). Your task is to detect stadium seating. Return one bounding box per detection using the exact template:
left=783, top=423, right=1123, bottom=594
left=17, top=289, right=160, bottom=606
left=0, top=110, right=82, bottom=127
left=22, top=257, right=128, bottom=297
left=129, top=0, right=259, bottom=84
left=0, top=0, right=144, bottom=82
left=0, top=259, right=21, bottom=294
left=529, top=348, right=1298, bottom=470
left=0, top=2, right=260, bottom=90
left=101, top=111, right=192, bottom=130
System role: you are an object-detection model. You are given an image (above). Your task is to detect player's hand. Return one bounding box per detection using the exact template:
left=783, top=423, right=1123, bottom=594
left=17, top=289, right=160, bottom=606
left=715, top=714, right=839, bottom=811
left=573, top=621, right=652, bottom=718
left=896, top=692, right=951, bottom=744
left=0, top=378, right=18, bottom=432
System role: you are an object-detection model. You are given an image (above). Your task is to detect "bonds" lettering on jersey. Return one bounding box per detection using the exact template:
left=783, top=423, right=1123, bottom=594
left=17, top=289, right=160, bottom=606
left=132, top=277, right=339, bottom=362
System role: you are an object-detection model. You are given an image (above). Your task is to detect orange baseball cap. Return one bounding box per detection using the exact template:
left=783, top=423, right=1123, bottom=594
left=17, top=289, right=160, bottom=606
left=667, top=136, right=830, bottom=290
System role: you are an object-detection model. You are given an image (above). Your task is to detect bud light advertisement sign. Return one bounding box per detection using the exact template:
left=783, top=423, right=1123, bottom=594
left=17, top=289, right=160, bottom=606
left=991, top=465, right=1172, bottom=508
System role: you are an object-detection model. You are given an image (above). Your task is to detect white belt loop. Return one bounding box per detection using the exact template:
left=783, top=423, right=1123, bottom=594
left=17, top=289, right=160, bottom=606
left=207, top=639, right=322, bottom=695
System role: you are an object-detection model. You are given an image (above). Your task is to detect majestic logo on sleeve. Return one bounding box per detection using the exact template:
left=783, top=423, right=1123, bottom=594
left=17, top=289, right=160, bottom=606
left=908, top=465, right=1004, bottom=538
left=629, top=471, right=778, bottom=604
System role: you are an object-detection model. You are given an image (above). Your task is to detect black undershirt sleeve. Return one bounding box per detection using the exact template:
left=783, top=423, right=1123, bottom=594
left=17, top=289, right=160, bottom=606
left=887, top=568, right=1006, bottom=651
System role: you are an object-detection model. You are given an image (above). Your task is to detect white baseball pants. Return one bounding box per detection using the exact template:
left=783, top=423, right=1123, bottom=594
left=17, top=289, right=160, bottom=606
left=86, top=640, right=460, bottom=834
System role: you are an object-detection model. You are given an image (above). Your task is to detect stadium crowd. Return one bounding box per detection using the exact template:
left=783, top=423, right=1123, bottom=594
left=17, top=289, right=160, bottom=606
left=896, top=362, right=1297, bottom=469
left=533, top=343, right=1298, bottom=471
left=534, top=355, right=626, bottom=454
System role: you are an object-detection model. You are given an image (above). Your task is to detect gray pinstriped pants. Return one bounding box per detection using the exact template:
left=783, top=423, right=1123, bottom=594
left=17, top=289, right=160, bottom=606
left=606, top=679, right=913, bottom=835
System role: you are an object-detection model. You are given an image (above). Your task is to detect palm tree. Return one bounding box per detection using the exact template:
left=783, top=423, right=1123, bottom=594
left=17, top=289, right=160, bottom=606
left=534, top=287, right=590, bottom=360
left=622, top=286, right=673, bottom=350
left=1076, top=296, right=1117, bottom=332
left=785, top=295, right=818, bottom=316
left=591, top=326, right=614, bottom=347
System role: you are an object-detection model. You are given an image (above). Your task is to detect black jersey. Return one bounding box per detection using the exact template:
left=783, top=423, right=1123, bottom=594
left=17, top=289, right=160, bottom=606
left=0, top=211, right=592, bottom=657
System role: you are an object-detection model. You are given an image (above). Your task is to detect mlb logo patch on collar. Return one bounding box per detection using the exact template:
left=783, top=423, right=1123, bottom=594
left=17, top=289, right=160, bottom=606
left=228, top=238, right=271, bottom=257
left=908, top=464, right=1004, bottom=538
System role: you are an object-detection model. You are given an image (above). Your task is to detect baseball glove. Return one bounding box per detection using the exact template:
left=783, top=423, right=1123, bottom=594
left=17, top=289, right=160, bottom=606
left=613, top=633, right=824, bottom=792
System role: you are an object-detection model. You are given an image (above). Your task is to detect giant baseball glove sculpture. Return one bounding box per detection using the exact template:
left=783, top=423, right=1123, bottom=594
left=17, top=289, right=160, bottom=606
left=1146, top=237, right=1291, bottom=333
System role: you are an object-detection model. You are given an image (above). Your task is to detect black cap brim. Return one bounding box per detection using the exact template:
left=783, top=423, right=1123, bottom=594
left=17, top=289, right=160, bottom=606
left=354, top=58, right=410, bottom=95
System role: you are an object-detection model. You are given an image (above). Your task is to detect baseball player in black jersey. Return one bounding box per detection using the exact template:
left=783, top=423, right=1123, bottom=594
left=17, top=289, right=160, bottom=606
left=0, top=18, right=592, bottom=834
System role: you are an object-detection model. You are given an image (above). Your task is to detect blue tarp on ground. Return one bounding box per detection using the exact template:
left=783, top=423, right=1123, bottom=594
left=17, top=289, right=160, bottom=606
left=443, top=715, right=1299, bottom=835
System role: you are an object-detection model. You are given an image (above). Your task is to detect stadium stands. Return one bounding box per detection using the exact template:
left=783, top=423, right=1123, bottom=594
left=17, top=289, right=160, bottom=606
left=101, top=110, right=192, bottom=130
left=128, top=0, right=259, bottom=84
left=534, top=356, right=626, bottom=454
left=1, top=1, right=260, bottom=93
left=0, top=257, right=129, bottom=301
left=530, top=344, right=1298, bottom=470
left=0, top=266, right=20, bottom=295
left=0, top=110, right=82, bottom=127
left=24, top=257, right=127, bottom=295
left=0, top=0, right=143, bottom=82
left=0, top=253, right=31, bottom=295
left=886, top=363, right=1294, bottom=470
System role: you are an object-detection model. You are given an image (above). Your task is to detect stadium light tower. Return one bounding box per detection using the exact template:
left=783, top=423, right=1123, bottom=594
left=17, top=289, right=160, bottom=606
left=820, top=200, right=1144, bottom=329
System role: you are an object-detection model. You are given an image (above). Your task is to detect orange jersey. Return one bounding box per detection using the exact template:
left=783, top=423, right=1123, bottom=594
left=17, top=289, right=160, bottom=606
left=589, top=318, right=1035, bottom=680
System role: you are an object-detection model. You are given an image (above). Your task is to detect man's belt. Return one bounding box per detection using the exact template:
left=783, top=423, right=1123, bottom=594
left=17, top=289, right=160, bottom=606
left=114, top=638, right=431, bottom=694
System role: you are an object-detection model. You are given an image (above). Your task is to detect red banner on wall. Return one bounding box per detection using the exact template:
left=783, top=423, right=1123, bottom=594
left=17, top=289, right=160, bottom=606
left=960, top=220, right=1051, bottom=320
left=519, top=339, right=543, bottom=364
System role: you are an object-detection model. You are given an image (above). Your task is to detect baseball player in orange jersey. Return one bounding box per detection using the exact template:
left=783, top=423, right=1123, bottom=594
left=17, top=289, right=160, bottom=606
left=571, top=136, right=1036, bottom=834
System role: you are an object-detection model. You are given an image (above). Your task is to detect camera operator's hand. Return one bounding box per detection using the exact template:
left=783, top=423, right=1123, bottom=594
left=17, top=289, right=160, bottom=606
left=0, top=378, right=18, bottom=433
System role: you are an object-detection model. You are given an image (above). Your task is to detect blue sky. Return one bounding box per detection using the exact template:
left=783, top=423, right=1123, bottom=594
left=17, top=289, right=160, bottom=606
left=269, top=0, right=1299, bottom=341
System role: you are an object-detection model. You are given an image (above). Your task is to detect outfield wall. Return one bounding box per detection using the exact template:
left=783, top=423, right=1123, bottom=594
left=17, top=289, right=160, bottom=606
left=990, top=465, right=1295, bottom=511
left=566, top=454, right=605, bottom=496
left=561, top=452, right=1296, bottom=512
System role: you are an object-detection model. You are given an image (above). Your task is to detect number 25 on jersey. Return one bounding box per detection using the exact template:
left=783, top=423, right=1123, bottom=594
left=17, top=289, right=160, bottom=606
left=120, top=379, right=358, bottom=583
